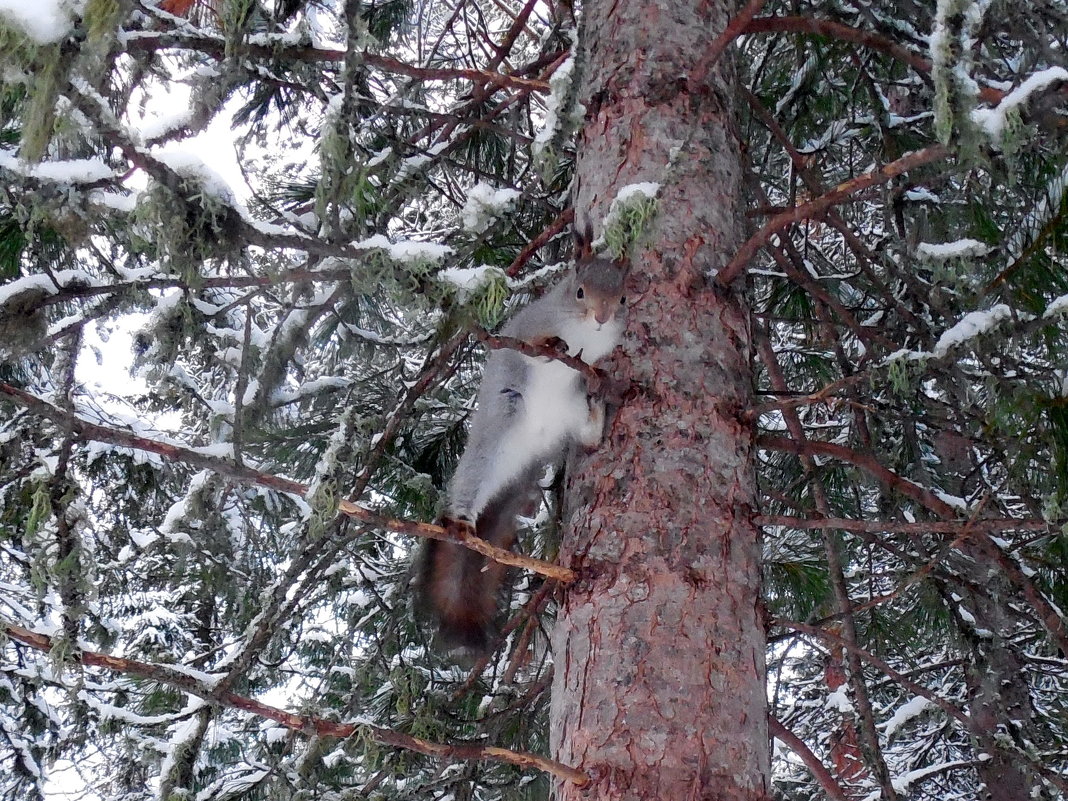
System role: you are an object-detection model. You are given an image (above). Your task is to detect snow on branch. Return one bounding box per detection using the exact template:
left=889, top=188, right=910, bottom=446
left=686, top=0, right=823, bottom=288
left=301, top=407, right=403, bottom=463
left=972, top=66, right=1068, bottom=144
left=884, top=303, right=1027, bottom=363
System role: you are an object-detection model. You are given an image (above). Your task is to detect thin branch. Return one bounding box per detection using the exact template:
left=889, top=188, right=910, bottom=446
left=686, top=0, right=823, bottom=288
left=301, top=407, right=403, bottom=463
left=742, top=16, right=1005, bottom=104
left=768, top=716, right=850, bottom=801
left=122, top=33, right=551, bottom=94
left=474, top=330, right=605, bottom=388
left=718, top=145, right=949, bottom=285
left=0, top=381, right=575, bottom=583
left=758, top=434, right=959, bottom=518
left=506, top=208, right=574, bottom=277
left=1, top=620, right=588, bottom=786
left=755, top=515, right=1054, bottom=535
left=686, top=0, right=769, bottom=92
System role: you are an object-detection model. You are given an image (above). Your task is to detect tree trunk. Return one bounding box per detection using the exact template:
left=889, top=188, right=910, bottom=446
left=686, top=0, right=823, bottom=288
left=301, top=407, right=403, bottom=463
left=549, top=2, right=769, bottom=799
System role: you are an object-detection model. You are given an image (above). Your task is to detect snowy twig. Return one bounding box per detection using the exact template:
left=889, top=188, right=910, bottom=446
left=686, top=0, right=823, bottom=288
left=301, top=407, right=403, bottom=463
left=0, top=620, right=588, bottom=786
left=777, top=620, right=1068, bottom=794
left=0, top=382, right=576, bottom=583
left=779, top=620, right=970, bottom=726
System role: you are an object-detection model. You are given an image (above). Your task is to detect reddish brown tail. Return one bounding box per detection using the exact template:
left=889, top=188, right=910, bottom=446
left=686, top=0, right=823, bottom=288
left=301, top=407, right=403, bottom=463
left=420, top=489, right=529, bottom=659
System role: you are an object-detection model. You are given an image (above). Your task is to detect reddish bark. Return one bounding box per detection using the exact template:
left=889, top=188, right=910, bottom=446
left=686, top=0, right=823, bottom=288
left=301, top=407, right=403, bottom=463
left=549, top=1, right=769, bottom=799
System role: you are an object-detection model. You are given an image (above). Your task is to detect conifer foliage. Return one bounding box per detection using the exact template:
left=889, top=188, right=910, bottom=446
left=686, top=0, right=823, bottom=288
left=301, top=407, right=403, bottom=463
left=0, top=0, right=1065, bottom=799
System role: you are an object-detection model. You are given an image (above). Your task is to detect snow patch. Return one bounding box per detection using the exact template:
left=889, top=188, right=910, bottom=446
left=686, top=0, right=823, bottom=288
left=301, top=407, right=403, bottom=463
left=438, top=265, right=505, bottom=297
left=825, top=687, right=854, bottom=714
left=534, top=54, right=577, bottom=151
left=0, top=0, right=80, bottom=43
left=882, top=696, right=933, bottom=738
left=930, top=304, right=1014, bottom=357
left=972, top=67, right=1068, bottom=143
left=353, top=234, right=452, bottom=264
left=0, top=151, right=116, bottom=183
left=915, top=238, right=991, bottom=260
left=461, top=182, right=521, bottom=233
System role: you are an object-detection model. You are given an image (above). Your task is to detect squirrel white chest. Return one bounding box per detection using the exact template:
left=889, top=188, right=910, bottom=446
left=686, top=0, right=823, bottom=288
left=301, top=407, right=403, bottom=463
left=514, top=316, right=621, bottom=449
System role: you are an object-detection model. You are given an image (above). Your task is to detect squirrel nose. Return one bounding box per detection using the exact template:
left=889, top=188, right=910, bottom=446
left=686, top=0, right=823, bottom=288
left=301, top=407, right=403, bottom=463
left=594, top=308, right=612, bottom=325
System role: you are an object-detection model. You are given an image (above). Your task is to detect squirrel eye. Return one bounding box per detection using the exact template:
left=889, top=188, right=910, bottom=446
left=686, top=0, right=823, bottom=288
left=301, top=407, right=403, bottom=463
left=620, top=296, right=627, bottom=305
left=576, top=287, right=585, bottom=300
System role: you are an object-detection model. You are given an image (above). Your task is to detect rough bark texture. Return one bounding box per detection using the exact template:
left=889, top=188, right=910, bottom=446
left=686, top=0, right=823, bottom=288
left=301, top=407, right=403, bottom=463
left=549, top=2, right=769, bottom=799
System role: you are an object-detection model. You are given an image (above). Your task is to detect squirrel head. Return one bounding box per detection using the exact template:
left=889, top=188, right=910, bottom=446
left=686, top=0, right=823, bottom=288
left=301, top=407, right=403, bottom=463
left=572, top=222, right=628, bottom=326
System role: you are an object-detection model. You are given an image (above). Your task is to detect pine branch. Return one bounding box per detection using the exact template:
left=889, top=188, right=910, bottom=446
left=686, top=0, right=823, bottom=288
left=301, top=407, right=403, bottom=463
left=0, top=381, right=576, bottom=583
left=743, top=16, right=1005, bottom=104
left=719, top=145, right=949, bottom=285
left=778, top=620, right=1068, bottom=793
left=121, top=33, right=552, bottom=94
left=759, top=433, right=1068, bottom=657
left=755, top=515, right=1055, bottom=534
left=758, top=434, right=959, bottom=518
left=0, top=620, right=589, bottom=786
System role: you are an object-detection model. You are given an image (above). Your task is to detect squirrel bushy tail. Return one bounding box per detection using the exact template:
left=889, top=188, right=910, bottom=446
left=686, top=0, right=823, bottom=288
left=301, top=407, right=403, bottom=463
left=420, top=480, right=535, bottom=658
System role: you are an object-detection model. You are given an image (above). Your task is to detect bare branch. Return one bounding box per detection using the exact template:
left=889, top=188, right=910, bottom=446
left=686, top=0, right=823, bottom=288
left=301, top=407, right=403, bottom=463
left=758, top=434, right=959, bottom=518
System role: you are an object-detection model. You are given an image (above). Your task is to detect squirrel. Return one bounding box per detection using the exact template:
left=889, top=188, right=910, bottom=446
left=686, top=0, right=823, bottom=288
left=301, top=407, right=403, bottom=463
left=420, top=224, right=628, bottom=658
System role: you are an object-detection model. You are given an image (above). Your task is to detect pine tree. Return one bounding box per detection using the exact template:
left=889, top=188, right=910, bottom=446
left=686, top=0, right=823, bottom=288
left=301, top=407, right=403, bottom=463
left=0, top=0, right=1066, bottom=799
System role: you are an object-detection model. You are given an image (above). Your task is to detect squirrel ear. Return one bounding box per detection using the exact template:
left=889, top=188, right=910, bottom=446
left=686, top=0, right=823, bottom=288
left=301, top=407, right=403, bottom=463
left=574, top=220, right=595, bottom=261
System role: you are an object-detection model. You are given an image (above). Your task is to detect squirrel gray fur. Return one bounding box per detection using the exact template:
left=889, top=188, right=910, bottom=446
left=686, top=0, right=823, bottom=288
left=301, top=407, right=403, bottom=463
left=421, top=225, right=627, bottom=658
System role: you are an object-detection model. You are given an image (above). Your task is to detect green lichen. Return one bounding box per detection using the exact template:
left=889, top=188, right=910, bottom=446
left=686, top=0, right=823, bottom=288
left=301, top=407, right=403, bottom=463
left=134, top=177, right=241, bottom=282
left=886, top=353, right=926, bottom=396
left=20, top=45, right=62, bottom=162
left=469, top=268, right=509, bottom=328
left=84, top=0, right=125, bottom=48
left=0, top=23, right=38, bottom=69
left=601, top=189, right=658, bottom=259
left=931, top=0, right=986, bottom=161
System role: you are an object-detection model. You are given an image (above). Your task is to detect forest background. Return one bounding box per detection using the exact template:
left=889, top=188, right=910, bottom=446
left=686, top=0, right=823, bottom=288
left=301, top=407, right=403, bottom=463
left=1, top=0, right=1067, bottom=799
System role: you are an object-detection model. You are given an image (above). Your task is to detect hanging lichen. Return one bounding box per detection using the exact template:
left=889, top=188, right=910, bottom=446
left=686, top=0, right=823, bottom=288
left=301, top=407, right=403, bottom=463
left=134, top=176, right=242, bottom=284
left=0, top=23, right=38, bottom=71
left=931, top=0, right=987, bottom=161
left=20, top=45, right=62, bottom=162
left=886, top=353, right=926, bottom=396
left=83, top=0, right=125, bottom=50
